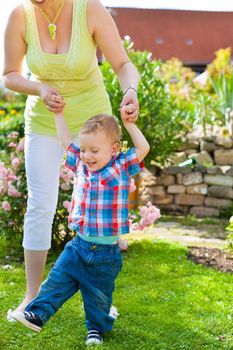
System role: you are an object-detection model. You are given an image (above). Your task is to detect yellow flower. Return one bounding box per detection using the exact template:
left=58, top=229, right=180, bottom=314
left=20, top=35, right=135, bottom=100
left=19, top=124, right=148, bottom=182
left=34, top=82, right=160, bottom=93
left=0, top=110, right=5, bottom=116
left=10, top=109, right=17, bottom=115
left=121, top=140, right=129, bottom=153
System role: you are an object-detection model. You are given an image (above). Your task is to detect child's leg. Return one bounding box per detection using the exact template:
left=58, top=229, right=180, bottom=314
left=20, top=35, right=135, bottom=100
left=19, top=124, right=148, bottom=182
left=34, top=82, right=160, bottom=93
left=24, top=240, right=80, bottom=325
left=79, top=243, right=122, bottom=334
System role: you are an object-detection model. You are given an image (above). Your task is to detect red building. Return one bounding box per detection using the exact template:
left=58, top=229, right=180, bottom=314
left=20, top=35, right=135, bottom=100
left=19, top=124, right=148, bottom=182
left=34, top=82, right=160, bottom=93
left=107, top=7, right=233, bottom=71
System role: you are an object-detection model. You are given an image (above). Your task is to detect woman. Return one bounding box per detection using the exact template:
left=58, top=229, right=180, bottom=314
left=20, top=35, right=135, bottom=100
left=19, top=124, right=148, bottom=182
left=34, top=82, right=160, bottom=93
left=3, top=0, right=140, bottom=313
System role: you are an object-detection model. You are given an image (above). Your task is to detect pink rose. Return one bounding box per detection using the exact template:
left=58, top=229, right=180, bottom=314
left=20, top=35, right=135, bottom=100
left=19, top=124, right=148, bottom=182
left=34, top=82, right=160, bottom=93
left=66, top=168, right=74, bottom=180
left=63, top=200, right=71, bottom=211
left=153, top=208, right=161, bottom=220
left=140, top=217, right=151, bottom=227
left=140, top=206, right=148, bottom=217
left=2, top=201, right=11, bottom=211
left=11, top=158, right=21, bottom=168
left=61, top=182, right=71, bottom=191
left=138, top=223, right=146, bottom=231
left=7, top=170, right=17, bottom=182
left=8, top=185, right=21, bottom=198
left=8, top=142, right=17, bottom=148
left=148, top=204, right=161, bottom=220
left=16, top=138, right=25, bottom=152
left=131, top=202, right=161, bottom=231
left=0, top=163, right=8, bottom=179
left=60, top=168, right=74, bottom=182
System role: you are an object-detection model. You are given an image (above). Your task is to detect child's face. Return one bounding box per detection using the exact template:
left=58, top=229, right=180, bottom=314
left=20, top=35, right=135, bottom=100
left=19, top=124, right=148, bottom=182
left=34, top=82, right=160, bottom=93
left=79, top=130, right=119, bottom=171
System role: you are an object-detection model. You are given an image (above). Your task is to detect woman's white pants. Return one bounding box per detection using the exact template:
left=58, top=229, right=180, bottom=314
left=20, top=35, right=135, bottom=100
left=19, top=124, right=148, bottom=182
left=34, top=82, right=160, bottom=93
left=23, top=133, right=64, bottom=250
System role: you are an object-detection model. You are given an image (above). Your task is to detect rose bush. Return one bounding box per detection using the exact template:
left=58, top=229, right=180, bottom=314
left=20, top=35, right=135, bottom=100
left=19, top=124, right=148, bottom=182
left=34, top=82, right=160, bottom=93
left=0, top=131, right=75, bottom=252
left=0, top=132, right=27, bottom=251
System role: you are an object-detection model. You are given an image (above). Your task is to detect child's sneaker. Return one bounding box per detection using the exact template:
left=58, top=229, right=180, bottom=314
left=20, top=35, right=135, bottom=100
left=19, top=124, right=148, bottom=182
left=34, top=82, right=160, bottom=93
left=85, top=330, right=103, bottom=346
left=10, top=311, right=43, bottom=332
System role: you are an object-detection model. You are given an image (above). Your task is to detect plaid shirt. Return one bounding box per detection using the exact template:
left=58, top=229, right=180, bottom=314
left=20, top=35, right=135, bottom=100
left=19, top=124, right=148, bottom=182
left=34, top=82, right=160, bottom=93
left=65, top=143, right=143, bottom=237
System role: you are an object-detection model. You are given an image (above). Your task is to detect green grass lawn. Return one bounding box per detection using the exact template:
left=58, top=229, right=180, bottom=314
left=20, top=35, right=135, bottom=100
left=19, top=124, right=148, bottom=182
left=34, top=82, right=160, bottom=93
left=1, top=239, right=233, bottom=350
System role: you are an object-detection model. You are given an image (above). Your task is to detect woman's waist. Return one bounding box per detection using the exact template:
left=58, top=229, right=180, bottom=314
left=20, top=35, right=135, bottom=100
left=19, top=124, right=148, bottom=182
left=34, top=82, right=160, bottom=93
left=30, top=71, right=104, bottom=95
left=26, top=88, right=110, bottom=109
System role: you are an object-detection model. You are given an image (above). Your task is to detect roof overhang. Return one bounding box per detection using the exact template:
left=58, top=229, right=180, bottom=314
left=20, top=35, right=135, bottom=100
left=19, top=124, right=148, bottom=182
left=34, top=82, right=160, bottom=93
left=101, top=0, right=233, bottom=12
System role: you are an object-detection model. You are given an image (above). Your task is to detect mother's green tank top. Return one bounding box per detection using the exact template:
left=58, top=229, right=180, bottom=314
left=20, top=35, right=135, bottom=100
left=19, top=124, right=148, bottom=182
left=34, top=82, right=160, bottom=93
left=23, top=0, right=112, bottom=136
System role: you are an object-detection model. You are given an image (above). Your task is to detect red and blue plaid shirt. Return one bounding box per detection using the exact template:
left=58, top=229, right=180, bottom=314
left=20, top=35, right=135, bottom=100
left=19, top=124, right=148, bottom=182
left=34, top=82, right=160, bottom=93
left=65, top=143, right=143, bottom=237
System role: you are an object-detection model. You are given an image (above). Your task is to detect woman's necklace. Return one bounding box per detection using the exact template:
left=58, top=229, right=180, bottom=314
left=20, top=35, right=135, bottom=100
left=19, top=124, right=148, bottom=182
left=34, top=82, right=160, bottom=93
left=39, top=0, right=65, bottom=40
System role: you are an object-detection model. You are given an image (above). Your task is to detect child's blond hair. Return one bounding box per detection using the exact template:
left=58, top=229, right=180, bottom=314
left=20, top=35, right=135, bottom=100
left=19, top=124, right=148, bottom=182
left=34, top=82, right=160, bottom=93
left=80, top=114, right=121, bottom=144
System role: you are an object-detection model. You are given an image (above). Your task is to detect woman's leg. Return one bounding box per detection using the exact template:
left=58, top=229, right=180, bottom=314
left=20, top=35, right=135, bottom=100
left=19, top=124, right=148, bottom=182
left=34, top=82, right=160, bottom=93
left=11, top=241, right=80, bottom=329
left=25, top=241, right=79, bottom=324
left=20, top=250, right=48, bottom=310
left=15, top=133, right=64, bottom=312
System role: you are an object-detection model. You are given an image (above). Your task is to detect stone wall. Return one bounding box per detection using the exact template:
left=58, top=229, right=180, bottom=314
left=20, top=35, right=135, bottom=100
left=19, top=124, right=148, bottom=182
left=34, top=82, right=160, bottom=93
left=139, top=126, right=233, bottom=217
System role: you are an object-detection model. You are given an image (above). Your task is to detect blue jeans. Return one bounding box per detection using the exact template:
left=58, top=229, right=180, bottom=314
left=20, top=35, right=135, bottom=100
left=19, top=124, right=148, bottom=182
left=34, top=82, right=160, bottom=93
left=25, top=236, right=122, bottom=333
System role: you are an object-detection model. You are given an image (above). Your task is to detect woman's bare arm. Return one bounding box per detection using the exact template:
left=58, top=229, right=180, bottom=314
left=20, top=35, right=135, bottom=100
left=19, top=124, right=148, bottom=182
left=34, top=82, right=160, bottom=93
left=2, top=6, right=64, bottom=111
left=87, top=0, right=140, bottom=120
left=2, top=6, right=41, bottom=95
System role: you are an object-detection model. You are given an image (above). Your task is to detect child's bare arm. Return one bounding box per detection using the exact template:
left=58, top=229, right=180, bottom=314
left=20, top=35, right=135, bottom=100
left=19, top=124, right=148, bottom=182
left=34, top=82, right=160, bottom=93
left=54, top=112, right=72, bottom=152
left=121, top=105, right=150, bottom=162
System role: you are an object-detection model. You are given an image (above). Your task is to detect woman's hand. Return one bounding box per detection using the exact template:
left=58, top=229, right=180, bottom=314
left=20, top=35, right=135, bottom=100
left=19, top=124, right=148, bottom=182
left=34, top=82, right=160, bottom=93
left=39, top=84, right=65, bottom=113
left=120, top=89, right=139, bottom=122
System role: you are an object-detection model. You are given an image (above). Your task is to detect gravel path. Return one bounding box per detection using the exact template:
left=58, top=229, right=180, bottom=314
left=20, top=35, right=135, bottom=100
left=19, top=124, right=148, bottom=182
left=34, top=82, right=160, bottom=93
left=127, top=220, right=227, bottom=249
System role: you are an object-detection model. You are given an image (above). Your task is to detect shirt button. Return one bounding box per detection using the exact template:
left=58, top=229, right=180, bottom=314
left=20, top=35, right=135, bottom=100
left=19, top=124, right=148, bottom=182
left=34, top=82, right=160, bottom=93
left=91, top=197, right=95, bottom=201
left=90, top=212, right=95, bottom=216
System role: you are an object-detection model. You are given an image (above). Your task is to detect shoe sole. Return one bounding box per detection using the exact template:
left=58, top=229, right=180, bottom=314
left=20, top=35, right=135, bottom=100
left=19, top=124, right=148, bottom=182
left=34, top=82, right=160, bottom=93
left=10, top=311, right=41, bottom=333
left=86, top=339, right=103, bottom=346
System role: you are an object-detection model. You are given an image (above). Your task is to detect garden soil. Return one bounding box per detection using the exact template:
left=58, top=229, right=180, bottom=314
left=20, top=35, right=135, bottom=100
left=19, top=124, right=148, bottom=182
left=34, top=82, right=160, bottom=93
left=187, top=246, right=233, bottom=273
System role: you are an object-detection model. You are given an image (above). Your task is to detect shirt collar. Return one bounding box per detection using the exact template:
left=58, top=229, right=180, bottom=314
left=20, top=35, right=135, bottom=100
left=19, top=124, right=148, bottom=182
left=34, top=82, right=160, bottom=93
left=82, top=155, right=118, bottom=176
left=82, top=155, right=121, bottom=187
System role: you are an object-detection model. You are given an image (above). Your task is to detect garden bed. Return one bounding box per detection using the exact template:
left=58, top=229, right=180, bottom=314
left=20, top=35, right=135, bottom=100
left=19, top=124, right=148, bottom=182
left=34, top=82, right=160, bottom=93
left=188, top=246, right=233, bottom=273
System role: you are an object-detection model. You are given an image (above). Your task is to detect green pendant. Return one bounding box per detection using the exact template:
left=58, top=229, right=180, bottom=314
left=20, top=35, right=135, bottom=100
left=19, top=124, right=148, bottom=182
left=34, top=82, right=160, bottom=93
left=48, top=23, right=56, bottom=40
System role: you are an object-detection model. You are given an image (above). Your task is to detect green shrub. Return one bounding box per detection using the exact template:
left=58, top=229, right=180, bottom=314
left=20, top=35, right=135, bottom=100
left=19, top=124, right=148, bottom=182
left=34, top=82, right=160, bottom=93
left=211, top=72, right=233, bottom=134
left=205, top=47, right=233, bottom=132
left=100, top=38, right=190, bottom=167
left=0, top=99, right=25, bottom=148
left=207, top=47, right=232, bottom=79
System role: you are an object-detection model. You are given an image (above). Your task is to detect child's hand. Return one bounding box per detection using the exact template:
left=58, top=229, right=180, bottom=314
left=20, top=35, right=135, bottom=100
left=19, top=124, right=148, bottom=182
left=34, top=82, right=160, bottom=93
left=121, top=104, right=136, bottom=124
left=120, top=88, right=139, bottom=122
